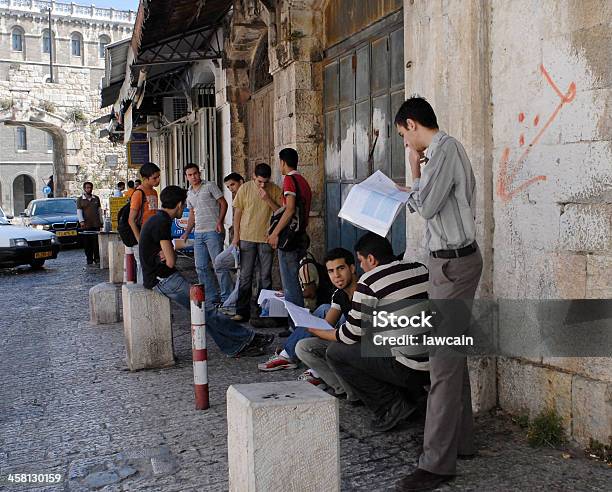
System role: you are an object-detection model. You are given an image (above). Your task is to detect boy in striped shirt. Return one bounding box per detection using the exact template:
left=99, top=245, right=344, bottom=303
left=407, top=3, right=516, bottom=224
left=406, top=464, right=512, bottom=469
left=306, top=232, right=430, bottom=432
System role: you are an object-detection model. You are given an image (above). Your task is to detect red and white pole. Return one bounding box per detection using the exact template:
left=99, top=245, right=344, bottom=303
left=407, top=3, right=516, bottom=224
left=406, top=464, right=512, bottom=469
left=125, top=246, right=136, bottom=283
left=190, top=284, right=209, bottom=410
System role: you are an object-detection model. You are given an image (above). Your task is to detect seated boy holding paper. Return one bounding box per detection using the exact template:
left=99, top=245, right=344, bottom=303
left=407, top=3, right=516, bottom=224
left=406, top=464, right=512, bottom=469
left=303, top=232, right=431, bottom=432
left=257, top=248, right=357, bottom=382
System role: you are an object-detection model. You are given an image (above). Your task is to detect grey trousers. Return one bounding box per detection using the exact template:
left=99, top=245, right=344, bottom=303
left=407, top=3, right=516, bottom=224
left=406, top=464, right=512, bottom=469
left=294, top=338, right=357, bottom=401
left=419, top=246, right=483, bottom=476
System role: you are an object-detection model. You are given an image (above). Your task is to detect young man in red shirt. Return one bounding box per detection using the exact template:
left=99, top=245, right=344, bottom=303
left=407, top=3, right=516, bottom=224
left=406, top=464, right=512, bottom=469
left=267, top=148, right=312, bottom=309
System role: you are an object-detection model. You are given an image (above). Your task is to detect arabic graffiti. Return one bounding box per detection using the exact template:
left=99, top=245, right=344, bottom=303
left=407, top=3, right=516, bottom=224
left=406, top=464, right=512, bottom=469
left=497, top=65, right=577, bottom=202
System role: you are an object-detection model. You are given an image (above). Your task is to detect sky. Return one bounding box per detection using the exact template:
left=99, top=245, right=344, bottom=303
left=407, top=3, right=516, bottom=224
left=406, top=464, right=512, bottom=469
left=66, top=0, right=140, bottom=11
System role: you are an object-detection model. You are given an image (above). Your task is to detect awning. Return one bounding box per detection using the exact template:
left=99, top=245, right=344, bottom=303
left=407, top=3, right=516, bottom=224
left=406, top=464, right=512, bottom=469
left=101, top=82, right=124, bottom=108
left=131, top=0, right=231, bottom=67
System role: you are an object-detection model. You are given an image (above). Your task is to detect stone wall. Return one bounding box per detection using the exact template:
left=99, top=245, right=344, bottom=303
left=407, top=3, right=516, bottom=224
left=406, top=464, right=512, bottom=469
left=403, top=0, right=611, bottom=446
left=491, top=0, right=612, bottom=447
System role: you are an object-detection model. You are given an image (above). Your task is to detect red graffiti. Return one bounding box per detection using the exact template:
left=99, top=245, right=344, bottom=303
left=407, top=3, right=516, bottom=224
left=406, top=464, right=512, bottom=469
left=497, top=65, right=576, bottom=202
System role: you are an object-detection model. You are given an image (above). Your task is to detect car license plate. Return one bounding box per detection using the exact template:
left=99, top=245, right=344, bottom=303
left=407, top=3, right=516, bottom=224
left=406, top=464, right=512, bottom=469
left=34, top=251, right=53, bottom=259
left=56, top=230, right=77, bottom=237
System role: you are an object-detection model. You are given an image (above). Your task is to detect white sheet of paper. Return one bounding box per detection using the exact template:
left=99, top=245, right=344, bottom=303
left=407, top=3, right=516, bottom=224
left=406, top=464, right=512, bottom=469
left=338, top=171, right=409, bottom=237
left=284, top=301, right=334, bottom=330
left=257, top=289, right=284, bottom=305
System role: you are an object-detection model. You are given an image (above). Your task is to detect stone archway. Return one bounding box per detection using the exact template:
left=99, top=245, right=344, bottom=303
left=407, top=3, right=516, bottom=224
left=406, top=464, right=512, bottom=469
left=0, top=104, right=82, bottom=198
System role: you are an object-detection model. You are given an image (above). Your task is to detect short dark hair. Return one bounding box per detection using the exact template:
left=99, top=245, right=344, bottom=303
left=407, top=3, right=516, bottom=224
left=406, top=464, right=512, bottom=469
left=184, top=163, right=199, bottom=175
left=135, top=179, right=142, bottom=185
left=127, top=180, right=135, bottom=188
left=224, top=172, right=244, bottom=183
left=394, top=96, right=438, bottom=130
left=83, top=181, right=93, bottom=189
left=279, top=148, right=299, bottom=169
left=324, top=248, right=355, bottom=267
left=160, top=185, right=187, bottom=209
left=354, top=232, right=395, bottom=265
left=254, top=163, right=272, bottom=179
left=140, top=162, right=161, bottom=178
left=117, top=181, right=125, bottom=188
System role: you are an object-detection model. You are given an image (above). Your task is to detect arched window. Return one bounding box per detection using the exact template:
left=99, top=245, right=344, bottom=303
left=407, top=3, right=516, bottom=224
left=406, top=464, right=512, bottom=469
left=16, top=126, right=27, bottom=151
left=13, top=174, right=35, bottom=214
left=99, top=34, right=110, bottom=58
left=42, top=29, right=51, bottom=53
left=11, top=26, right=24, bottom=52
left=71, top=32, right=82, bottom=57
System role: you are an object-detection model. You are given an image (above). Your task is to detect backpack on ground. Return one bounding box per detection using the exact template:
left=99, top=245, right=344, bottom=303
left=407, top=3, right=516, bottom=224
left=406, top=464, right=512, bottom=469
left=117, top=188, right=145, bottom=247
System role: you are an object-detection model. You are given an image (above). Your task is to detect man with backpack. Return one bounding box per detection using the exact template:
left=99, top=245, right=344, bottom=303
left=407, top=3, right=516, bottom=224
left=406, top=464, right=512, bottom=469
left=267, top=148, right=312, bottom=309
left=125, top=162, right=160, bottom=284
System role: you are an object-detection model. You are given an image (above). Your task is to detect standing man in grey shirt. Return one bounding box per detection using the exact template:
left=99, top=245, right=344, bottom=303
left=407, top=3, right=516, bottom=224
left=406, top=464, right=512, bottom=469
left=394, top=97, right=483, bottom=491
left=181, top=163, right=232, bottom=310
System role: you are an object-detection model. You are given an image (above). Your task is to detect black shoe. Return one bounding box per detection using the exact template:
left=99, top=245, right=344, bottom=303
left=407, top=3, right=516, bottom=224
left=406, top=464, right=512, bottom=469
left=324, top=387, right=347, bottom=399
left=371, top=398, right=417, bottom=432
left=458, top=452, right=476, bottom=460
left=250, top=317, right=287, bottom=329
left=235, top=333, right=275, bottom=357
left=395, top=469, right=454, bottom=491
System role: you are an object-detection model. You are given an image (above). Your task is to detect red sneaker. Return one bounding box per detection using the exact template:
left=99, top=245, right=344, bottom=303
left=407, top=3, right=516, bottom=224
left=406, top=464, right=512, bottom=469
left=257, top=354, right=298, bottom=371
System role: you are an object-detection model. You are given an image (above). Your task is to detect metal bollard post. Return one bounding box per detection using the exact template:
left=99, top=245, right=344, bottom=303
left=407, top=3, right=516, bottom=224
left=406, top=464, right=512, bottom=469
left=190, top=284, right=209, bottom=410
left=125, top=246, right=136, bottom=283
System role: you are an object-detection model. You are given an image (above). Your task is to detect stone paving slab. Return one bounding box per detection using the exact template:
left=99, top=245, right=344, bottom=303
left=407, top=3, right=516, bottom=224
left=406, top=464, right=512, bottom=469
left=0, top=250, right=610, bottom=491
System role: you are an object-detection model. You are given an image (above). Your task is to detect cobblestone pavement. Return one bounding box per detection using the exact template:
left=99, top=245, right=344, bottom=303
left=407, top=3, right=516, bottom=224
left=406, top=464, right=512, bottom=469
left=0, top=249, right=610, bottom=491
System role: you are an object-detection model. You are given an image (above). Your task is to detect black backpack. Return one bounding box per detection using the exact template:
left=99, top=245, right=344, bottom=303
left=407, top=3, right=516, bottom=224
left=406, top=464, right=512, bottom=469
left=117, top=188, right=145, bottom=247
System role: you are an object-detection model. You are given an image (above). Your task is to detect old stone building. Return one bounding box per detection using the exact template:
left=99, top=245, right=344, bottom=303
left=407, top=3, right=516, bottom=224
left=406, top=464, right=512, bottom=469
left=103, top=0, right=611, bottom=447
left=0, top=0, right=135, bottom=214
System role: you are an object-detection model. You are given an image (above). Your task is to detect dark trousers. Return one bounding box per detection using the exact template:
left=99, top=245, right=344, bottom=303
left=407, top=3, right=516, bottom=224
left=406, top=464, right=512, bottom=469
left=82, top=228, right=100, bottom=263
left=236, top=240, right=273, bottom=318
left=327, top=342, right=430, bottom=417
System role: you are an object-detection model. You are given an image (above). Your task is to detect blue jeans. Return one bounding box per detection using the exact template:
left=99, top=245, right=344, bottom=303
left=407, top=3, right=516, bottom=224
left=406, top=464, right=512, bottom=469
left=213, top=245, right=240, bottom=310
left=284, top=304, right=346, bottom=360
left=194, top=231, right=233, bottom=308
left=278, top=248, right=304, bottom=308
left=154, top=272, right=254, bottom=356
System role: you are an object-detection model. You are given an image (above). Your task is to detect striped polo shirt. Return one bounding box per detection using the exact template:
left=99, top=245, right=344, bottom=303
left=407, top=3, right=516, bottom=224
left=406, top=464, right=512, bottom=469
left=337, top=260, right=429, bottom=345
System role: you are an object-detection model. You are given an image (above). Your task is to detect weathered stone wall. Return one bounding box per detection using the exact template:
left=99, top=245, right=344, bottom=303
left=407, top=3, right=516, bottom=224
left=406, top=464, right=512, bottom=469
left=403, top=0, right=611, bottom=446
left=491, top=0, right=612, bottom=447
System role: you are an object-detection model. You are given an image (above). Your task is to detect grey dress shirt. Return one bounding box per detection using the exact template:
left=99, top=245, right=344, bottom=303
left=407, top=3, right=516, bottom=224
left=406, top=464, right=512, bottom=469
left=407, top=131, right=477, bottom=252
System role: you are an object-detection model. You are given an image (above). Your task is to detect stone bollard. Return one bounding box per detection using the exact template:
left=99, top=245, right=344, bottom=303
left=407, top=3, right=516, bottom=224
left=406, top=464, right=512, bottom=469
left=227, top=381, right=340, bottom=492
left=97, top=232, right=110, bottom=269
left=89, top=282, right=122, bottom=324
left=122, top=283, right=174, bottom=371
left=108, top=234, right=125, bottom=284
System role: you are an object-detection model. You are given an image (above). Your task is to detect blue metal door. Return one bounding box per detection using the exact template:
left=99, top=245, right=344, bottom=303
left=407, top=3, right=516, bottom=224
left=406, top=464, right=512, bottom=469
left=324, top=24, right=406, bottom=257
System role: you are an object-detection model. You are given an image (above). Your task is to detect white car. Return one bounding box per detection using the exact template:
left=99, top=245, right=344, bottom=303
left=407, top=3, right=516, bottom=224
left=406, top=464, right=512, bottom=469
left=0, top=206, right=61, bottom=268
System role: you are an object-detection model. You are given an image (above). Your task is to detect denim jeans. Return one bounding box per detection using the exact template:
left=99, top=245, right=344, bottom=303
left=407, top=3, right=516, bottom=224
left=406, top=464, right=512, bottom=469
left=236, top=240, right=274, bottom=318
left=278, top=248, right=304, bottom=308
left=153, top=272, right=254, bottom=356
left=213, top=245, right=240, bottom=310
left=194, top=231, right=233, bottom=308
